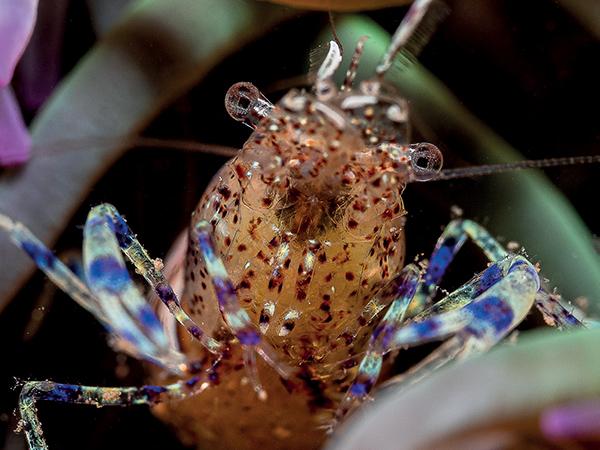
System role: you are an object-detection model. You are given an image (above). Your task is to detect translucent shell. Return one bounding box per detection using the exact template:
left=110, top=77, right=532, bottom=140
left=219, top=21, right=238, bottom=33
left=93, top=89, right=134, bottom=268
left=150, top=86, right=412, bottom=448
left=153, top=9, right=447, bottom=444
left=186, top=90, right=408, bottom=369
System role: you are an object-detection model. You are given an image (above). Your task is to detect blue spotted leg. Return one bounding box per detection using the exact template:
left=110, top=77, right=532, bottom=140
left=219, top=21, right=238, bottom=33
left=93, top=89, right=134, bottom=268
left=83, top=205, right=186, bottom=370
left=18, top=363, right=218, bottom=450
left=332, top=263, right=421, bottom=423
left=1, top=213, right=178, bottom=370
left=195, top=220, right=295, bottom=398
left=1, top=205, right=223, bottom=371
left=407, top=220, right=582, bottom=328
left=336, top=220, right=582, bottom=421
left=88, top=204, right=224, bottom=355
left=0, top=206, right=229, bottom=449
left=0, top=215, right=107, bottom=326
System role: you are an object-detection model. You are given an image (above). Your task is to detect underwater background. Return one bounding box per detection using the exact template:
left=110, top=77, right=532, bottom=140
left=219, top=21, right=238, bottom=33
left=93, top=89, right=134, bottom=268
left=0, top=0, right=598, bottom=448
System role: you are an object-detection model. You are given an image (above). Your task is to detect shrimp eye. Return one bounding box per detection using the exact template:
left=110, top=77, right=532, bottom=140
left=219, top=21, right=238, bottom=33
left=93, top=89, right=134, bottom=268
left=408, top=143, right=443, bottom=181
left=225, top=82, right=273, bottom=128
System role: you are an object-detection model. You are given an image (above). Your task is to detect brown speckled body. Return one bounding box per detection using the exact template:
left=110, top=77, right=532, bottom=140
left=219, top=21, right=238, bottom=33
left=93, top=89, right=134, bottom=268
left=153, top=82, right=414, bottom=448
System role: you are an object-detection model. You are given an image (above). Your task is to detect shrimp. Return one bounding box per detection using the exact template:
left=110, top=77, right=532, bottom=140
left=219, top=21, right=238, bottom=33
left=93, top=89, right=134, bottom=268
left=1, top=1, right=596, bottom=449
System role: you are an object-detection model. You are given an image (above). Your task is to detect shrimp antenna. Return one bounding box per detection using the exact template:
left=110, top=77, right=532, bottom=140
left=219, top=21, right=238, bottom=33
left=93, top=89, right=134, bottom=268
left=328, top=11, right=343, bottom=57
left=377, top=0, right=449, bottom=77
left=425, top=155, right=600, bottom=182
left=307, top=10, right=344, bottom=87
left=342, top=35, right=369, bottom=91
left=34, top=136, right=239, bottom=158
left=310, top=41, right=342, bottom=100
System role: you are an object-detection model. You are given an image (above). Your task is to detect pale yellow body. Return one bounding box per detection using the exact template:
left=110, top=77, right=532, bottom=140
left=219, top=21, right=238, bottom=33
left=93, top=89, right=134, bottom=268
left=153, top=90, right=409, bottom=448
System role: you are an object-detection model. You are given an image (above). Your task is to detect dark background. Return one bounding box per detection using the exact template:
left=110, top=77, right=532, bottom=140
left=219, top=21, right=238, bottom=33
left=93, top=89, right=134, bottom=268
left=1, top=0, right=598, bottom=448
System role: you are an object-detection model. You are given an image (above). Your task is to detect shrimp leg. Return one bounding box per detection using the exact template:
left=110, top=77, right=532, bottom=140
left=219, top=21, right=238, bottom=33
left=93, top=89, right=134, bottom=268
left=337, top=220, right=580, bottom=422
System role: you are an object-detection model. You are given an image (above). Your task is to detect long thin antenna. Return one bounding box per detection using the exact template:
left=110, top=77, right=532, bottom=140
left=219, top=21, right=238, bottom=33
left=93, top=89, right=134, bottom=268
left=32, top=136, right=239, bottom=159
left=424, top=155, right=600, bottom=182
left=130, top=137, right=239, bottom=157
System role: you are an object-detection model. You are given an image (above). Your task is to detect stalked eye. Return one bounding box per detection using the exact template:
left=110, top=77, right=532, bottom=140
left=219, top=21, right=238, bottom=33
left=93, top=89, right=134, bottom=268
left=225, top=82, right=273, bottom=129
left=408, top=143, right=443, bottom=181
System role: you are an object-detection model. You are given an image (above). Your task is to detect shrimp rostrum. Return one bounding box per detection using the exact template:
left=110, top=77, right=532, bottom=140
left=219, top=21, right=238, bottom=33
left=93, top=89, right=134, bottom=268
left=0, top=1, right=587, bottom=449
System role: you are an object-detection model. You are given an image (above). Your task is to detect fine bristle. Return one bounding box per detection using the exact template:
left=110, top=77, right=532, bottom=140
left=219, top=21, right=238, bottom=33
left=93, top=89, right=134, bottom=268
left=308, top=43, right=331, bottom=83
left=308, top=10, right=344, bottom=82
left=312, top=41, right=343, bottom=99
left=424, top=155, right=600, bottom=182
left=399, top=0, right=449, bottom=65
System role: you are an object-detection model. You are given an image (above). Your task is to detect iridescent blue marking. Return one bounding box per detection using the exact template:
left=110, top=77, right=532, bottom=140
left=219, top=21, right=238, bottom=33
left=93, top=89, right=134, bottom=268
left=473, top=263, right=503, bottom=297
left=197, top=232, right=216, bottom=262
left=46, top=384, right=82, bottom=402
left=118, top=329, right=141, bottom=348
left=399, top=275, right=419, bottom=297
left=189, top=325, right=203, bottom=338
left=156, top=283, right=176, bottom=303
left=564, top=313, right=581, bottom=327
left=87, top=256, right=129, bottom=292
left=425, top=243, right=454, bottom=285
left=21, top=241, right=55, bottom=270
left=371, top=324, right=384, bottom=341
left=186, top=376, right=201, bottom=388
left=110, top=211, right=134, bottom=249
left=142, top=385, right=168, bottom=400
left=140, top=306, right=160, bottom=329
left=380, top=324, right=397, bottom=349
left=349, top=382, right=368, bottom=397
left=85, top=215, right=106, bottom=229
left=467, top=295, right=514, bottom=334
left=370, top=267, right=420, bottom=350
left=508, top=259, right=529, bottom=274
left=413, top=318, right=441, bottom=339
left=212, top=277, right=237, bottom=308
left=237, top=329, right=261, bottom=346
